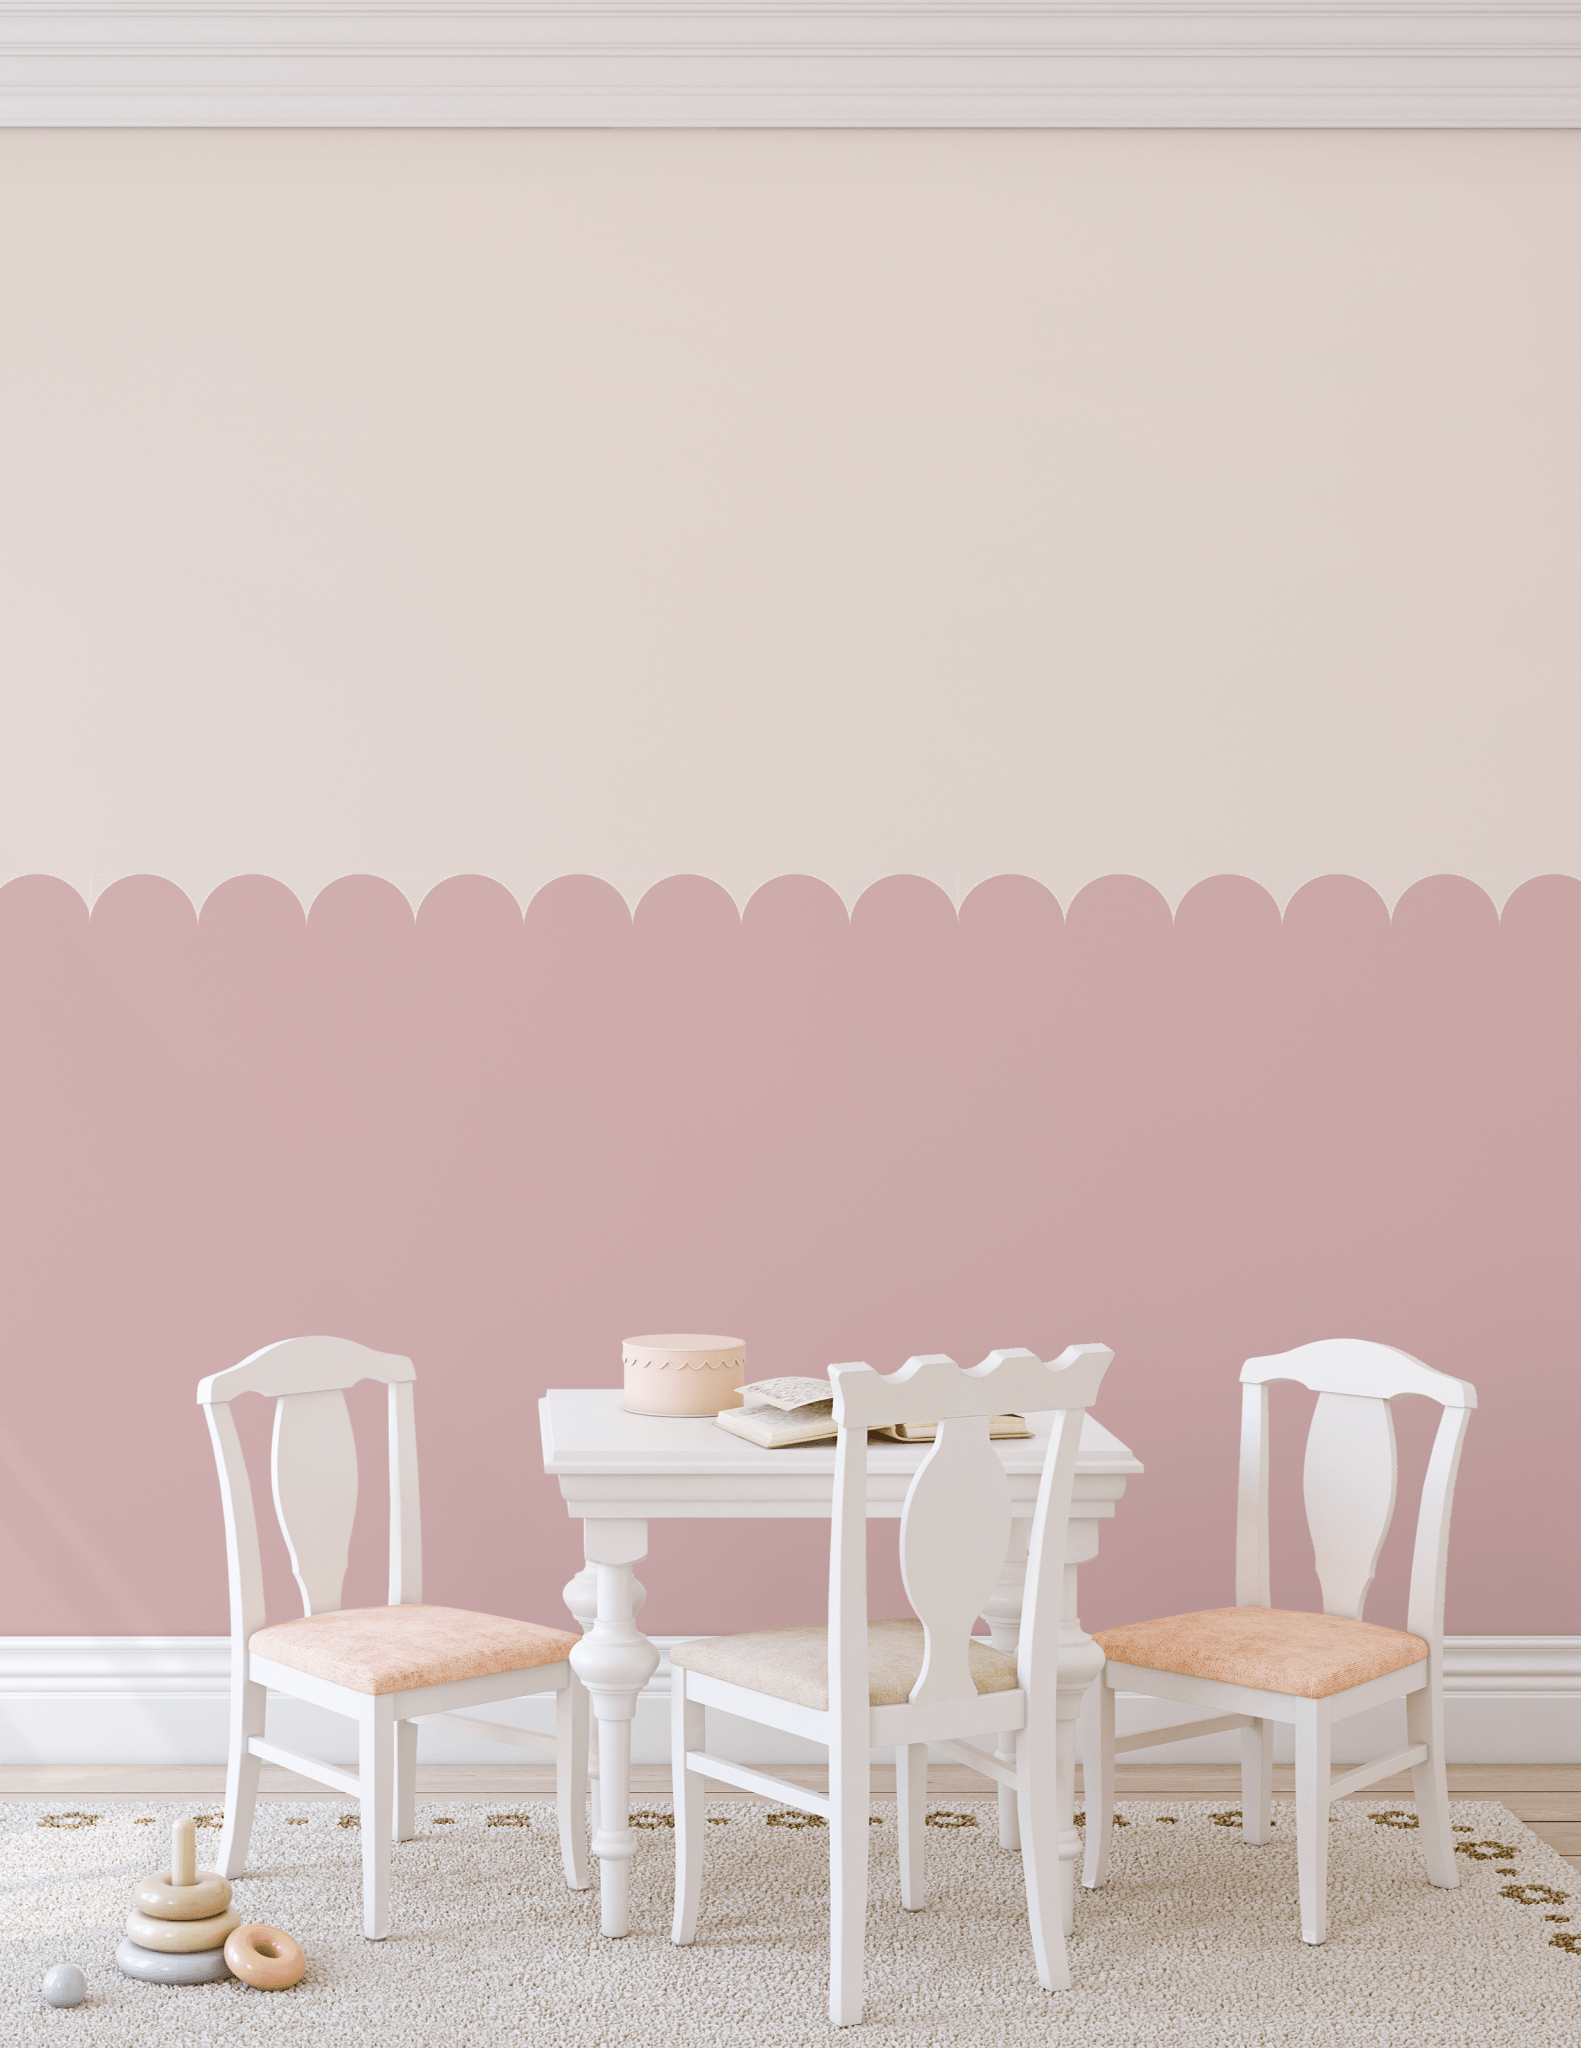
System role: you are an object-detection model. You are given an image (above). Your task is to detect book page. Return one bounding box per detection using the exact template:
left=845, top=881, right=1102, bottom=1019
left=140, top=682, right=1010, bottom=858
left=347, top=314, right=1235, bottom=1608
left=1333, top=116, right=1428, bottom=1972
left=740, top=1375, right=833, bottom=1413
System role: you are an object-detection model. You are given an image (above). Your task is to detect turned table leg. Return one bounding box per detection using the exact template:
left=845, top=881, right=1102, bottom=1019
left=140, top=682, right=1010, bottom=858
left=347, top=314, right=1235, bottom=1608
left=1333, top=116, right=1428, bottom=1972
left=981, top=1518, right=1031, bottom=1851
left=982, top=1514, right=1105, bottom=1936
left=566, top=1518, right=659, bottom=1938
left=1054, top=1558, right=1104, bottom=1937
left=563, top=1557, right=648, bottom=1841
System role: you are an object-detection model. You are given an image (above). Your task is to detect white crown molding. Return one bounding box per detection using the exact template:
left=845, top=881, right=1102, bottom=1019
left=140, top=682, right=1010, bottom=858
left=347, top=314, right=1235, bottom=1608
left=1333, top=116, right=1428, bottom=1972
left=2, top=3, right=1580, bottom=129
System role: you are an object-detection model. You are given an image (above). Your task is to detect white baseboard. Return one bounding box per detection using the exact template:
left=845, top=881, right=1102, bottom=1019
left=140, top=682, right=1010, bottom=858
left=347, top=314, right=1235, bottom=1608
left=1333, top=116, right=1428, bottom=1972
left=2, top=1635, right=1577, bottom=1771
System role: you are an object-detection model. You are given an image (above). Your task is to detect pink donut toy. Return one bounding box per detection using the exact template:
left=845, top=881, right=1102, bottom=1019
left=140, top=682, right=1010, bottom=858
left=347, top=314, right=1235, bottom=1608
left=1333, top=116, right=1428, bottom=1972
left=223, top=1923, right=306, bottom=1990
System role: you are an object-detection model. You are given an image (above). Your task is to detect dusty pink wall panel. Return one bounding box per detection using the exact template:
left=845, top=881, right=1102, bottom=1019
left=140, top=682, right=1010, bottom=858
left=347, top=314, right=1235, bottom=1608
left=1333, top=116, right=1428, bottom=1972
left=1, top=870, right=1576, bottom=1641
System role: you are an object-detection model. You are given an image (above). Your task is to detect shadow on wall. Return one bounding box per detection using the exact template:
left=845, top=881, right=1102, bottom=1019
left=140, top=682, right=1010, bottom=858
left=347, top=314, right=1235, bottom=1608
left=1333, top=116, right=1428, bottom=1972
left=0, top=868, right=1576, bottom=1643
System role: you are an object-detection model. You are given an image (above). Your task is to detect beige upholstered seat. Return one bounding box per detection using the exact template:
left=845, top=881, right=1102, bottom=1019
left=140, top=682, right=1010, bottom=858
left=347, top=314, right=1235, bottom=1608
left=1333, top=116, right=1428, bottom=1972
left=670, top=1616, right=1018, bottom=1713
left=250, top=1604, right=579, bottom=1698
left=1093, top=1605, right=1426, bottom=1702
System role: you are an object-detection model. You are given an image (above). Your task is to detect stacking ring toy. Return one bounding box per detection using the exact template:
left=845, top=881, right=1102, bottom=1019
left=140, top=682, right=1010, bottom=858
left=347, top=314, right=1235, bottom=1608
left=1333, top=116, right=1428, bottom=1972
left=224, top=1924, right=306, bottom=1990
left=125, top=1905, right=241, bottom=1954
left=133, top=1869, right=232, bottom=1920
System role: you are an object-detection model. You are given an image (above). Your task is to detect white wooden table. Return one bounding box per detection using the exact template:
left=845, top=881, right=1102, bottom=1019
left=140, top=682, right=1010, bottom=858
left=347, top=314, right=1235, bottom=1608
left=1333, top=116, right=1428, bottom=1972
left=539, top=1387, right=1142, bottom=1938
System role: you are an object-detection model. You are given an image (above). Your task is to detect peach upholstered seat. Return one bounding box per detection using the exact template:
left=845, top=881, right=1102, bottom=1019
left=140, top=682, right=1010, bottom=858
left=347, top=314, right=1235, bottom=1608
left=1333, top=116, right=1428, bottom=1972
left=250, top=1604, right=580, bottom=1697
left=671, top=1617, right=1017, bottom=1712
left=1081, top=1339, right=1477, bottom=1951
left=1093, top=1605, right=1426, bottom=1701
left=199, top=1337, right=592, bottom=1941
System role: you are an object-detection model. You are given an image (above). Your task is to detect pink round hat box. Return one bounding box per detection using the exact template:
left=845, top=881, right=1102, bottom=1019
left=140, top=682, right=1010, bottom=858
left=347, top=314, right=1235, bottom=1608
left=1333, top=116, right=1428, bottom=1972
left=623, top=1334, right=745, bottom=1418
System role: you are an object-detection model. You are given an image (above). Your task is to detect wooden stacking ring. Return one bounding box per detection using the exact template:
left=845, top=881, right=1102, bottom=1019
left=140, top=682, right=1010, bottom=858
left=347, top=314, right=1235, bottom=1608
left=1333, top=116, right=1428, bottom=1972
left=224, top=1924, right=306, bottom=1990
left=133, top=1869, right=232, bottom=1919
left=125, top=1905, right=240, bottom=1953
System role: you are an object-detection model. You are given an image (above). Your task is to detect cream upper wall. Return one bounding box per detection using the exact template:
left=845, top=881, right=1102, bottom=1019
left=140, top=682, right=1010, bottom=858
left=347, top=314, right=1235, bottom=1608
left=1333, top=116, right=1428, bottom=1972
left=2, top=129, right=1577, bottom=916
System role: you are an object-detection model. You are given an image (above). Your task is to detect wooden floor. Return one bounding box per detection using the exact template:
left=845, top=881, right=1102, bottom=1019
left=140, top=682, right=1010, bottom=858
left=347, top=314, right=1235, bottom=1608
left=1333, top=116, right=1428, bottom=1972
left=5, top=1763, right=1577, bottom=1871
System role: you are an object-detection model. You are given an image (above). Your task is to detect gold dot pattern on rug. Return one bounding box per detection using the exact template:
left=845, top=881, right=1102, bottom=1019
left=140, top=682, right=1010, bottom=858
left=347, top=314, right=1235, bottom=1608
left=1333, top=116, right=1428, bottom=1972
left=1370, top=1809, right=1419, bottom=1829
left=337, top=1813, right=359, bottom=1828
left=485, top=1812, right=529, bottom=1827
left=926, top=1811, right=977, bottom=1828
left=432, top=1817, right=454, bottom=1825
left=1502, top=1884, right=1570, bottom=1908
left=6, top=1798, right=1580, bottom=2042
left=766, top=1811, right=824, bottom=1828
left=630, top=1812, right=674, bottom=1829
left=133, top=1817, right=154, bottom=1826
left=1458, top=1839, right=1519, bottom=1861
left=38, top=1813, right=97, bottom=1830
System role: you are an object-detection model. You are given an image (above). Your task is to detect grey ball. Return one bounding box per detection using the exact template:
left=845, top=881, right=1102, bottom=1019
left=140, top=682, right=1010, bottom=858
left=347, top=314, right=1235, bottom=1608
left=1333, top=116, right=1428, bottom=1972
left=41, top=1963, right=87, bottom=2008
left=115, top=1939, right=233, bottom=1984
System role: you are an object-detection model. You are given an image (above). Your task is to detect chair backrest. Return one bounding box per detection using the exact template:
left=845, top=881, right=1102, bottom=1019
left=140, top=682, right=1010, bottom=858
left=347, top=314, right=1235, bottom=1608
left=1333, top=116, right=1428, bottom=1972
left=827, top=1345, right=1113, bottom=1726
left=197, top=1337, right=420, bottom=1653
left=1235, top=1338, right=1476, bottom=1647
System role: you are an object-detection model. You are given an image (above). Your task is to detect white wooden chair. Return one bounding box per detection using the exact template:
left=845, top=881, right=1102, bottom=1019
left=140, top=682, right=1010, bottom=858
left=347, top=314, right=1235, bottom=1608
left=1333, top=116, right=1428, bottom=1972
left=199, top=1337, right=591, bottom=1937
left=1080, top=1338, right=1476, bottom=1944
left=669, top=1343, right=1114, bottom=2027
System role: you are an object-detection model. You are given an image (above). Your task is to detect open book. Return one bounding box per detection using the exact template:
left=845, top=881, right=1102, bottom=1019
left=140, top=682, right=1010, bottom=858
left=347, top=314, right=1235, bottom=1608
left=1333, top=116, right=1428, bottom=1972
left=713, top=1375, right=1032, bottom=1450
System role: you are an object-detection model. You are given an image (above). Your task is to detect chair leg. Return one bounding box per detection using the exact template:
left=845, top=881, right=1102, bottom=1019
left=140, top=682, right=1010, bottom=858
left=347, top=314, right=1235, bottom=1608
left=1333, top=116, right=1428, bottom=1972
left=217, top=1671, right=266, bottom=1881
left=896, top=1743, right=927, bottom=1911
left=396, top=1719, right=418, bottom=1843
left=360, top=1696, right=396, bottom=1939
left=828, top=1732, right=870, bottom=2026
left=1016, top=1712, right=1071, bottom=1992
left=1240, top=1717, right=1273, bottom=1847
left=1294, top=1702, right=1331, bottom=1945
left=1079, top=1677, right=1115, bottom=1890
left=557, top=1672, right=592, bottom=1890
left=670, top=1680, right=706, bottom=1945
left=1407, top=1682, right=1457, bottom=1888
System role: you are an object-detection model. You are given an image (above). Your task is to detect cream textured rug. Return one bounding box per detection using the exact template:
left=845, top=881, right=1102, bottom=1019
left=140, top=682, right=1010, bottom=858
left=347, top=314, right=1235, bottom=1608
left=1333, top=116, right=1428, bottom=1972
left=3, top=1799, right=1576, bottom=2045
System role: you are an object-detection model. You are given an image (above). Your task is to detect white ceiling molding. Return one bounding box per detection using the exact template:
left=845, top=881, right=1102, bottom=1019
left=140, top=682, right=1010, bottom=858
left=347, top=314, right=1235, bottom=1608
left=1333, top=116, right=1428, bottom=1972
left=2, top=2, right=1580, bottom=129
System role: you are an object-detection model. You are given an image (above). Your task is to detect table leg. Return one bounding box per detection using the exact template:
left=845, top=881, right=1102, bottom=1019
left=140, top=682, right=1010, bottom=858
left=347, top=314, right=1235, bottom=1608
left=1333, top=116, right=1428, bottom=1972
left=1055, top=1558, right=1105, bottom=1937
left=563, top=1559, right=647, bottom=1840
left=981, top=1518, right=1031, bottom=1850
left=981, top=1516, right=1105, bottom=1936
left=565, top=1518, right=659, bottom=1938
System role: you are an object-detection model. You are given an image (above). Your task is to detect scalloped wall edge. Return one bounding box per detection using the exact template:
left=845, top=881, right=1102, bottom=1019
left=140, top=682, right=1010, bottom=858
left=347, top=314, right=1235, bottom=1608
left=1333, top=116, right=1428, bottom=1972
left=4, top=868, right=1581, bottom=928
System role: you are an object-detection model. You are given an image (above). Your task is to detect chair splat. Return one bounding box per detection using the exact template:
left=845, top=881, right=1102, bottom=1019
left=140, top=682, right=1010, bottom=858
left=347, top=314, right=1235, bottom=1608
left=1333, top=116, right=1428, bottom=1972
left=900, top=1416, right=1012, bottom=1708
left=1302, top=1391, right=1398, bottom=1622
left=271, top=1388, right=359, bottom=1618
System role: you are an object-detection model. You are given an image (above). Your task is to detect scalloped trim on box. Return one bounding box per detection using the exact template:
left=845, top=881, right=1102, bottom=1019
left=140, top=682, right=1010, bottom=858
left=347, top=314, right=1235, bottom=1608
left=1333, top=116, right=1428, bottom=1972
left=623, top=1336, right=746, bottom=1418
left=623, top=1337, right=745, bottom=1373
